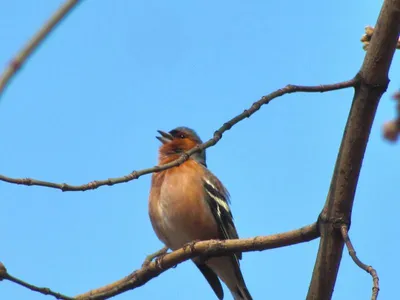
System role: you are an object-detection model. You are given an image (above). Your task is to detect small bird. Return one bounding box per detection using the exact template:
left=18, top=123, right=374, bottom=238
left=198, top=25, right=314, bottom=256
left=148, top=126, right=252, bottom=300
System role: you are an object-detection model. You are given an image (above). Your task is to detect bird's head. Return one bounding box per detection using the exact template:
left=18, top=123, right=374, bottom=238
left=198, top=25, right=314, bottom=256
left=156, top=127, right=206, bottom=165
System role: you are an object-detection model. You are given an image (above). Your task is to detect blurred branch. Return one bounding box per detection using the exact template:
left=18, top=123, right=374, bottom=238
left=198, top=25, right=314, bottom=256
left=75, top=223, right=318, bottom=300
left=382, top=90, right=400, bottom=142
left=340, top=225, right=379, bottom=300
left=307, top=0, right=400, bottom=299
left=0, top=79, right=356, bottom=192
left=0, top=0, right=80, bottom=98
left=0, top=262, right=73, bottom=300
left=361, top=25, right=400, bottom=50
left=0, top=223, right=319, bottom=300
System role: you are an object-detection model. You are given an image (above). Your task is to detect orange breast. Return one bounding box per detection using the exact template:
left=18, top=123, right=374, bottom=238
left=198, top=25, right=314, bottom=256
left=149, top=160, right=219, bottom=250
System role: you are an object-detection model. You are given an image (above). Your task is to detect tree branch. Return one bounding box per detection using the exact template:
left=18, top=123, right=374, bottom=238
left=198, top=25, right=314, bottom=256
left=1, top=223, right=318, bottom=300
left=340, top=225, right=379, bottom=300
left=0, top=0, right=80, bottom=98
left=0, top=79, right=356, bottom=192
left=307, top=0, right=400, bottom=299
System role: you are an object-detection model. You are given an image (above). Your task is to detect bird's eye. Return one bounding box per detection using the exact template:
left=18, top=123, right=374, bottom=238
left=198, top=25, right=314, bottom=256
left=179, top=134, right=185, bottom=139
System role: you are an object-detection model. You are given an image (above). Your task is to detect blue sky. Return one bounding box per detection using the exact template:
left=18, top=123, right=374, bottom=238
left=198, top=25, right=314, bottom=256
left=0, top=0, right=398, bottom=299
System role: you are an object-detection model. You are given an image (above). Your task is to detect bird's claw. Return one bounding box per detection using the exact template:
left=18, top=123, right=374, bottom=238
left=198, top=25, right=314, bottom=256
left=183, top=239, right=201, bottom=252
left=142, top=246, right=169, bottom=268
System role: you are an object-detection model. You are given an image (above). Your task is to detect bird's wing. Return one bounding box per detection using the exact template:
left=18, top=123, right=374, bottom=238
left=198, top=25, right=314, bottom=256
left=201, top=169, right=253, bottom=300
left=201, top=169, right=241, bottom=259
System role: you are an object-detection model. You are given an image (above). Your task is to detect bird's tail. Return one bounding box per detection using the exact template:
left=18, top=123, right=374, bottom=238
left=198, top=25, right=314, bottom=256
left=229, top=256, right=253, bottom=300
left=232, top=282, right=253, bottom=300
left=206, top=256, right=253, bottom=300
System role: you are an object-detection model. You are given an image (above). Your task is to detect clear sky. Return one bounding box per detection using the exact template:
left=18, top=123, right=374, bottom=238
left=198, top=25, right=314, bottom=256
left=0, top=1, right=398, bottom=299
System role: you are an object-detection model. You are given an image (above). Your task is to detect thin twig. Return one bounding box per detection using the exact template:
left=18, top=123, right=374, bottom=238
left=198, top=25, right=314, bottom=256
left=0, top=262, right=73, bottom=300
left=75, top=223, right=319, bottom=300
left=0, top=0, right=80, bottom=98
left=0, top=78, right=357, bottom=192
left=340, top=225, right=379, bottom=300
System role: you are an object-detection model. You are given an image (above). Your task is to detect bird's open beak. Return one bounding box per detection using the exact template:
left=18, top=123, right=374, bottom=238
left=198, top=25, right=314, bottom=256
left=156, top=130, right=174, bottom=144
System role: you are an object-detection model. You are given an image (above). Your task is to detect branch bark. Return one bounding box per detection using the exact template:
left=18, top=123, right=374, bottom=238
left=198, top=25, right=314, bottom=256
left=307, top=1, right=400, bottom=299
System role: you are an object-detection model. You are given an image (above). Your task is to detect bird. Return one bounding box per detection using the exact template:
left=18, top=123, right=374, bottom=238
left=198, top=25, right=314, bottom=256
left=148, top=126, right=252, bottom=300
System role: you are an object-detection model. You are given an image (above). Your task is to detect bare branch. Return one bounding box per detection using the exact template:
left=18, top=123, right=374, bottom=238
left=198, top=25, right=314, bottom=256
left=0, top=79, right=356, bottom=192
left=0, top=0, right=80, bottom=98
left=0, top=262, right=73, bottom=300
left=307, top=0, right=400, bottom=298
left=340, top=225, right=379, bottom=300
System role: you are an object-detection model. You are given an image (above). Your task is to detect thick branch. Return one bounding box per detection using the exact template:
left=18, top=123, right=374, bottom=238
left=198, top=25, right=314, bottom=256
left=340, top=225, right=379, bottom=300
left=0, top=0, right=80, bottom=98
left=0, top=79, right=356, bottom=192
left=307, top=1, right=400, bottom=299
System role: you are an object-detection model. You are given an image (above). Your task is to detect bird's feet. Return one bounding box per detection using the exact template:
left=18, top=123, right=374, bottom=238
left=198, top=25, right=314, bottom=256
left=183, top=239, right=201, bottom=253
left=142, top=246, right=169, bottom=268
